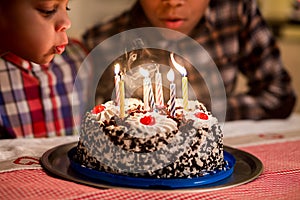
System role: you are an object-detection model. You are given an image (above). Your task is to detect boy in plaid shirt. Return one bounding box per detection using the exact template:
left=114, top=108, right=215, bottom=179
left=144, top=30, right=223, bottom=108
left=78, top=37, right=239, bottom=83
left=83, top=0, right=296, bottom=121
left=0, top=0, right=90, bottom=138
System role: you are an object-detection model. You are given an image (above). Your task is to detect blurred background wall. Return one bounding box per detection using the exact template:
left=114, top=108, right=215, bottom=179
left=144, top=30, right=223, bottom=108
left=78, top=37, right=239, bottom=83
left=67, top=0, right=136, bottom=39
left=67, top=0, right=300, bottom=113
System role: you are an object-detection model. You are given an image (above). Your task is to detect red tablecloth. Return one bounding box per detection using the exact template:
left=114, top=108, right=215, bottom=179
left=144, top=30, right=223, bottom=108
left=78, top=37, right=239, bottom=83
left=1, top=140, right=299, bottom=200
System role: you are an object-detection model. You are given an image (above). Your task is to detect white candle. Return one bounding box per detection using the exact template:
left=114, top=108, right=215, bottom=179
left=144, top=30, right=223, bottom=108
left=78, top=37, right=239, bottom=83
left=114, top=63, right=121, bottom=106
left=170, top=53, right=188, bottom=111
left=167, top=69, right=176, bottom=117
left=119, top=75, right=125, bottom=118
left=155, top=64, right=164, bottom=107
left=140, top=68, right=155, bottom=111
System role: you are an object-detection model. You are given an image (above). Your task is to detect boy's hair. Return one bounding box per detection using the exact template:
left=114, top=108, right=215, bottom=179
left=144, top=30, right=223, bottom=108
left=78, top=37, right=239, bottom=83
left=0, top=1, right=18, bottom=17
left=0, top=1, right=15, bottom=7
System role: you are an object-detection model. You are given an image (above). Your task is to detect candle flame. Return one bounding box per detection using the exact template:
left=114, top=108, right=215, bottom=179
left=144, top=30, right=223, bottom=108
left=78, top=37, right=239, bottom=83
left=114, top=63, right=120, bottom=75
left=170, top=53, right=187, bottom=76
left=139, top=68, right=149, bottom=77
left=167, top=69, right=175, bottom=82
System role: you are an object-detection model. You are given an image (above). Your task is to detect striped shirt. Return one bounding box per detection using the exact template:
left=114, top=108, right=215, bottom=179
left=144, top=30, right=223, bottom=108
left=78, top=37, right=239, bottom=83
left=83, top=0, right=296, bottom=121
left=0, top=39, right=91, bottom=138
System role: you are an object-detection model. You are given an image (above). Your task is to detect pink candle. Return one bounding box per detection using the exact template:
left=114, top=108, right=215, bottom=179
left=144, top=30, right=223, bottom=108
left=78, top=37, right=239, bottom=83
left=155, top=64, right=164, bottom=107
left=114, top=63, right=121, bottom=106
left=140, top=68, right=155, bottom=111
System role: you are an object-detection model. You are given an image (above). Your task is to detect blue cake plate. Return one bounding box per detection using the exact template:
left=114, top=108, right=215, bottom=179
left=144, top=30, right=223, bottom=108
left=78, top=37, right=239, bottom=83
left=68, top=147, right=235, bottom=189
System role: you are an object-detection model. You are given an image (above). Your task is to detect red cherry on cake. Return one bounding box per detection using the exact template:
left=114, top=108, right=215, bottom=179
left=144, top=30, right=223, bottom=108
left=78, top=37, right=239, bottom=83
left=92, top=105, right=106, bottom=114
left=140, top=115, right=156, bottom=125
left=195, top=112, right=209, bottom=120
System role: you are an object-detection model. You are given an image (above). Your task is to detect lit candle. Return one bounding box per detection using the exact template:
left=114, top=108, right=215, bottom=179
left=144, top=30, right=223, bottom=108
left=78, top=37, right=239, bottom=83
left=119, top=75, right=125, bottom=118
left=155, top=64, right=164, bottom=107
left=170, top=53, right=188, bottom=111
left=140, top=68, right=155, bottom=111
left=167, top=69, right=176, bottom=117
left=182, top=76, right=188, bottom=111
left=114, top=63, right=121, bottom=106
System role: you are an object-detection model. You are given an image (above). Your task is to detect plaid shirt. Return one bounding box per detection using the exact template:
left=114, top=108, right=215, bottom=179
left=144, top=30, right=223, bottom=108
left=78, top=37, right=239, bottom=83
left=83, top=0, right=296, bottom=121
left=0, top=39, right=90, bottom=138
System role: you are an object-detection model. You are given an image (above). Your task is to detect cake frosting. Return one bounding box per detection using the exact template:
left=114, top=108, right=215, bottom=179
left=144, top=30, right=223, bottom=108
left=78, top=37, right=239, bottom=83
left=73, top=98, right=226, bottom=178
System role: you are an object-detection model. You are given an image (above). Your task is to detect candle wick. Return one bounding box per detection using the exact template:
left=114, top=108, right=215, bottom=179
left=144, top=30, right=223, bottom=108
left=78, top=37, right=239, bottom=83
left=155, top=64, right=160, bottom=73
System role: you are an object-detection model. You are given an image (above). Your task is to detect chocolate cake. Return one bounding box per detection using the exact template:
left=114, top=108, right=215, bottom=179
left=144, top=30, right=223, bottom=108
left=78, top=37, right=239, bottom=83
left=73, top=98, right=226, bottom=178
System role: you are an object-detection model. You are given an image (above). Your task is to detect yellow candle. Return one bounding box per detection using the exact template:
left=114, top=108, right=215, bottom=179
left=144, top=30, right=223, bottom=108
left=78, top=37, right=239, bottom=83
left=170, top=53, right=188, bottom=111
left=182, top=76, right=188, bottom=111
left=119, top=79, right=125, bottom=118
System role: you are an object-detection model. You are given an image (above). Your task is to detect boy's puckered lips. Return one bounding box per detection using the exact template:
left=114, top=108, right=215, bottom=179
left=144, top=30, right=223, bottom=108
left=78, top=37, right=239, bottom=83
left=160, top=17, right=186, bottom=29
left=55, top=43, right=67, bottom=54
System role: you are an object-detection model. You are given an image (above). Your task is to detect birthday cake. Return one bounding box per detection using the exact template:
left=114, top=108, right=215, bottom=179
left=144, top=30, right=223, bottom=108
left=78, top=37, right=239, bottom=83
left=73, top=98, right=227, bottom=178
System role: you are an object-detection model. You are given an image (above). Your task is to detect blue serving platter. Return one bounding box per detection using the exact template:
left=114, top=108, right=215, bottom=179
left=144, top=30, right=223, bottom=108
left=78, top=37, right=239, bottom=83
left=68, top=147, right=235, bottom=189
left=41, top=142, right=263, bottom=191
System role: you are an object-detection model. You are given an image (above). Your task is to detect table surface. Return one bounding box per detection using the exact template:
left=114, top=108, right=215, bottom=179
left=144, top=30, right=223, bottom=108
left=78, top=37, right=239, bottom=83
left=1, top=113, right=300, bottom=200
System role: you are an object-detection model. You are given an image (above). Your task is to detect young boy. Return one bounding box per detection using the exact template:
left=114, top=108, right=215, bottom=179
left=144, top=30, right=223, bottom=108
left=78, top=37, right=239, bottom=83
left=0, top=0, right=90, bottom=138
left=0, top=0, right=71, bottom=64
left=83, top=0, right=296, bottom=121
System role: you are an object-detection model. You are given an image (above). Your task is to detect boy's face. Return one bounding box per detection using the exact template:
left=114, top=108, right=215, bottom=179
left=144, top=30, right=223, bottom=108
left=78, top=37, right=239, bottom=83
left=140, top=0, right=210, bottom=36
left=0, top=0, right=71, bottom=64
